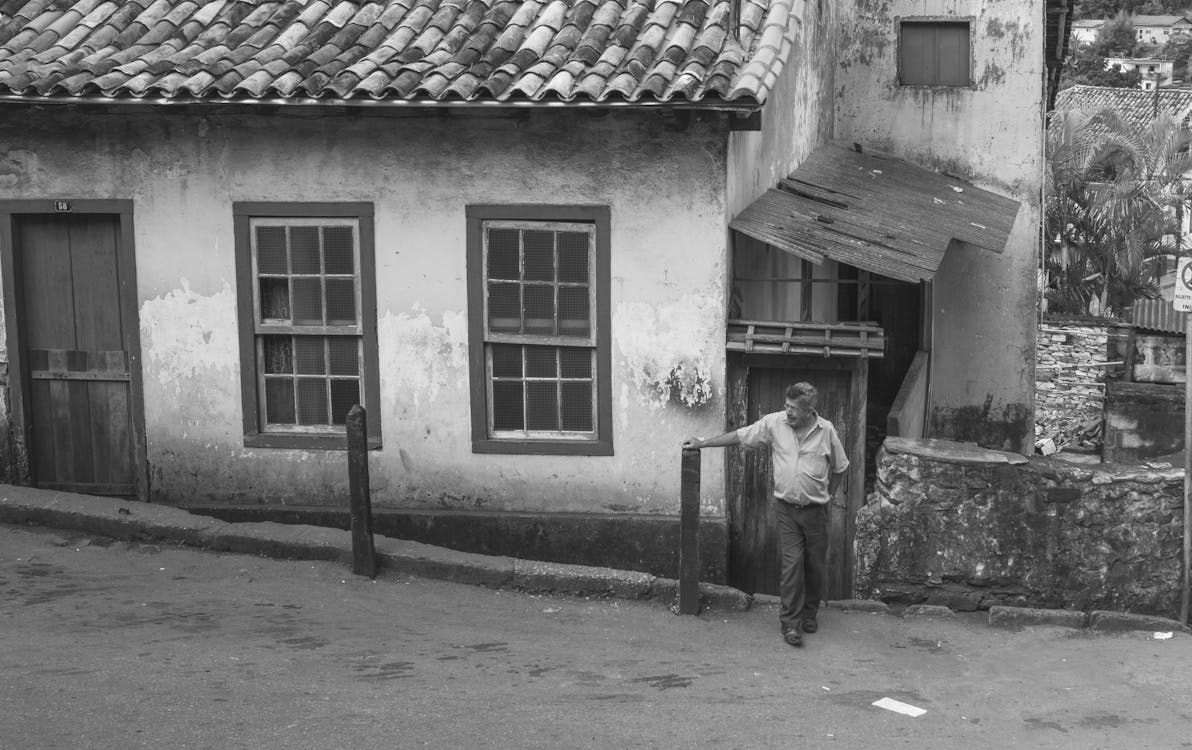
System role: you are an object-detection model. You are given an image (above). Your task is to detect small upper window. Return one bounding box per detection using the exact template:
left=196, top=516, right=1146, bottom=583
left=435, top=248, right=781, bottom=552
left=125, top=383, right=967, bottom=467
left=899, top=21, right=970, bottom=87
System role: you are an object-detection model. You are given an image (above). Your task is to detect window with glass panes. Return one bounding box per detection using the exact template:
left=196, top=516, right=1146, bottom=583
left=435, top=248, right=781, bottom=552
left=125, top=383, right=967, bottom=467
left=251, top=218, right=363, bottom=431
left=483, top=221, right=597, bottom=437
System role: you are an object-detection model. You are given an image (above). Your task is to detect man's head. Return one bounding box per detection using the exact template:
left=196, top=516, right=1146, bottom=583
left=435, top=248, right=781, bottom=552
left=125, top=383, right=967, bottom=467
left=783, top=382, right=817, bottom=427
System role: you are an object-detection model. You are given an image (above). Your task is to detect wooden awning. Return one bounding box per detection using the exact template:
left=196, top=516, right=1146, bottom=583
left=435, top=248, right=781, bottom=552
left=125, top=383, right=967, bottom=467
left=729, top=142, right=1022, bottom=283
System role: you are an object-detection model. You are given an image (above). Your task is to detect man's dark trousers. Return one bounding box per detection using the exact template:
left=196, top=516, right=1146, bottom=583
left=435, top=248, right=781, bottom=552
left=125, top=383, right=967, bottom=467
left=776, top=500, right=829, bottom=630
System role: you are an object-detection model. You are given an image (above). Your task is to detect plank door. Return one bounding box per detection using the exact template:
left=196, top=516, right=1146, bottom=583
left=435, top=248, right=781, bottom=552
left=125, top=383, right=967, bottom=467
left=15, top=214, right=138, bottom=496
left=726, top=360, right=866, bottom=599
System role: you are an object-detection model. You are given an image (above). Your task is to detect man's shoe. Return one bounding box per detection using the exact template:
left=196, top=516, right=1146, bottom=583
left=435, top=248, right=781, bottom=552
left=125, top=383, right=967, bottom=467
left=782, top=624, right=803, bottom=647
left=802, top=616, right=818, bottom=634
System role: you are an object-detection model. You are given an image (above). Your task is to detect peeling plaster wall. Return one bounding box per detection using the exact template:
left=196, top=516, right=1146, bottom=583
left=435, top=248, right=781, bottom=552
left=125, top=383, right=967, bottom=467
left=835, top=0, right=1043, bottom=453
left=727, top=0, right=836, bottom=218
left=0, top=108, right=733, bottom=515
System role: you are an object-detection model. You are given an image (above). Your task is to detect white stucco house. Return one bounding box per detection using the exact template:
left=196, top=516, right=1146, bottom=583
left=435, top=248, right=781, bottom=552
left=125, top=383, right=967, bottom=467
left=1105, top=57, right=1175, bottom=89
left=0, top=0, right=1062, bottom=596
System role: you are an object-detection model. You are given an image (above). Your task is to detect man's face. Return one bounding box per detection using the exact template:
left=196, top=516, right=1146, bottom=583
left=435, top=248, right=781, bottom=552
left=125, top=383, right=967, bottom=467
left=784, top=397, right=814, bottom=426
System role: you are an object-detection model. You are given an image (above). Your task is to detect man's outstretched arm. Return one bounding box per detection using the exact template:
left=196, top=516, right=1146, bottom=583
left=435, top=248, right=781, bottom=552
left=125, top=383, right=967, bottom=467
left=682, top=431, right=741, bottom=450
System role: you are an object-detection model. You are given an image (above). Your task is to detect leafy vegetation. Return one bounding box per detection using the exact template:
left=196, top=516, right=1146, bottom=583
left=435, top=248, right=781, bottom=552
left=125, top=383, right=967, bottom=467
left=1045, top=108, right=1192, bottom=316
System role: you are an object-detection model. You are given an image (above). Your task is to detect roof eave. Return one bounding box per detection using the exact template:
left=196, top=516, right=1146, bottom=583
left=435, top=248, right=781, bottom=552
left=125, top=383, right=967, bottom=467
left=0, top=92, right=765, bottom=113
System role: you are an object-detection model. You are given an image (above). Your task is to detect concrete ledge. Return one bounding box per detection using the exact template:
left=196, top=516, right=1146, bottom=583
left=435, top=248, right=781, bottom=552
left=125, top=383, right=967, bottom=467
left=376, top=537, right=516, bottom=589
left=649, top=579, right=753, bottom=612
left=988, top=605, right=1087, bottom=629
left=183, top=503, right=728, bottom=583
left=826, top=599, right=891, bottom=614
left=512, top=559, right=655, bottom=598
left=1088, top=610, right=1191, bottom=634
left=750, top=597, right=891, bottom=615
left=903, top=604, right=956, bottom=618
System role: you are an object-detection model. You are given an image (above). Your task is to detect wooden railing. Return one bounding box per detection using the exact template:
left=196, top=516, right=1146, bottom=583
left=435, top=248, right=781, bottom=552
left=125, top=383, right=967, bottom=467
left=887, top=350, right=930, bottom=438
left=725, top=319, right=885, bottom=358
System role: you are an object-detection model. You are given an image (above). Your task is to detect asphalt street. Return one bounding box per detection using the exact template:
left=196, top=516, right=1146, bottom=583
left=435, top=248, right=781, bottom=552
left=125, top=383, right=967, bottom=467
left=3, top=522, right=1192, bottom=750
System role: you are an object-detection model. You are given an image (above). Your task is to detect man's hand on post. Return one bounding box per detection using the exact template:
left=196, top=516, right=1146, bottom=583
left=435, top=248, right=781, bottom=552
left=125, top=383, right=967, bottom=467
left=682, top=437, right=703, bottom=450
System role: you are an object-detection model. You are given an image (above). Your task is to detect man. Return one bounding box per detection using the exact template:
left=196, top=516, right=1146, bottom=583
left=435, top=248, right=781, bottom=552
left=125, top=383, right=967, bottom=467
left=683, top=382, right=848, bottom=647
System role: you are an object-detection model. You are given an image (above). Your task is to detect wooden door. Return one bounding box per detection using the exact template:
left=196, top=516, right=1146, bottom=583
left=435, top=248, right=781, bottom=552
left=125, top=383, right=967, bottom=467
left=15, top=214, right=139, bottom=496
left=726, top=356, right=867, bottom=599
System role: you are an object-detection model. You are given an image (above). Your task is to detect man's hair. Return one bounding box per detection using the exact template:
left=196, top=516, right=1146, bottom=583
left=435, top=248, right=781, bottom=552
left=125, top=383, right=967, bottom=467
left=785, top=382, right=817, bottom=403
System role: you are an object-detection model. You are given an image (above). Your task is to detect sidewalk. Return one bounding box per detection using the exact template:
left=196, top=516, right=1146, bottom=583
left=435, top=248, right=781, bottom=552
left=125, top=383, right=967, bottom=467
left=1, top=483, right=1187, bottom=635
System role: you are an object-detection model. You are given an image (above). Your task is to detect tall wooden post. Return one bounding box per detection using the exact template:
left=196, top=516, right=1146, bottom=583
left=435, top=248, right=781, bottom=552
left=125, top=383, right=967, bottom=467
left=347, top=405, right=376, bottom=579
left=1183, top=316, right=1191, bottom=624
left=679, top=448, right=701, bottom=615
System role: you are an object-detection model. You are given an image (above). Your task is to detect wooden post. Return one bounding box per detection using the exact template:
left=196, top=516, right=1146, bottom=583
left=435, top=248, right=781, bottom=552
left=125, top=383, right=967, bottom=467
left=679, top=447, right=701, bottom=615
left=1183, top=316, right=1191, bottom=625
left=347, top=405, right=376, bottom=579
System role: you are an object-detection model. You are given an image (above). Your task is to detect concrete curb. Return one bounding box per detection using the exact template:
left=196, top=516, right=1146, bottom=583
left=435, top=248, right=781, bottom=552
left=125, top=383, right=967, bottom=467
left=4, top=486, right=1189, bottom=632
left=0, top=486, right=752, bottom=612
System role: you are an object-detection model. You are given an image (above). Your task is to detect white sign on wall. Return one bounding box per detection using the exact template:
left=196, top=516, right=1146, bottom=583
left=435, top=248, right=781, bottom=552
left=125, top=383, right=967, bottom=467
left=1175, top=256, right=1192, bottom=313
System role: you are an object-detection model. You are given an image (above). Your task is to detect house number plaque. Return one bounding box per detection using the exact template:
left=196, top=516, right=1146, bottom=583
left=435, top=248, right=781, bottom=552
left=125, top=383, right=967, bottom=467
left=54, top=200, right=71, bottom=212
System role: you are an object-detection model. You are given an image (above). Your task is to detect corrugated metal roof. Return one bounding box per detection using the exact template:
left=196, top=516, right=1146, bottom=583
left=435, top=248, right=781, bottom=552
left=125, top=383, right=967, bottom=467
left=729, top=142, right=1021, bottom=283
left=1132, top=268, right=1188, bottom=333
left=0, top=0, right=797, bottom=107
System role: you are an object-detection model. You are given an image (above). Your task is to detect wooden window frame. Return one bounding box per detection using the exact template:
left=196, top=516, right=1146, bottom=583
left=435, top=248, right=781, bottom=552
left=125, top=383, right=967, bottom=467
left=897, top=18, right=973, bottom=88
left=233, top=202, right=381, bottom=450
left=466, top=205, right=613, bottom=456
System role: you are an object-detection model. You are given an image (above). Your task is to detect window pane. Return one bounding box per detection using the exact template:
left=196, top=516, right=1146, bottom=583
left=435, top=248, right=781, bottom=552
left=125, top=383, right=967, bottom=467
left=557, top=232, right=589, bottom=283
left=561, top=381, right=593, bottom=431
left=899, top=23, right=933, bottom=85
left=256, top=226, right=288, bottom=274
left=936, top=24, right=969, bottom=85
left=559, top=347, right=591, bottom=378
left=323, top=226, right=355, bottom=274
left=326, top=278, right=357, bottom=325
left=558, top=286, right=590, bottom=336
left=525, top=346, right=556, bottom=378
left=488, top=229, right=520, bottom=280
left=328, top=338, right=360, bottom=376
left=492, top=381, right=524, bottom=430
left=295, top=336, right=325, bottom=375
left=264, top=377, right=296, bottom=424
left=296, top=378, right=328, bottom=425
left=526, top=382, right=558, bottom=430
left=488, top=283, right=521, bottom=333
left=292, top=278, right=323, bottom=325
left=259, top=278, right=290, bottom=321
left=291, top=227, right=321, bottom=274
left=262, top=335, right=293, bottom=374
left=491, top=344, right=522, bottom=378
left=524, top=285, right=555, bottom=335
left=330, top=379, right=360, bottom=425
left=523, top=230, right=554, bottom=281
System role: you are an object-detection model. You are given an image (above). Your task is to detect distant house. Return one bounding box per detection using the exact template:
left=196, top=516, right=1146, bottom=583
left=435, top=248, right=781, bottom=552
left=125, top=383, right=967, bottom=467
left=1104, top=57, right=1175, bottom=89
left=1071, top=19, right=1105, bottom=46
left=0, top=0, right=1063, bottom=597
left=1133, top=14, right=1192, bottom=45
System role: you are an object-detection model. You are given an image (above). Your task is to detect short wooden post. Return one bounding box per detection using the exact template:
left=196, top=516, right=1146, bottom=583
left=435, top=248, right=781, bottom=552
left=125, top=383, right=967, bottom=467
left=347, top=405, right=376, bottom=579
left=679, top=447, right=701, bottom=615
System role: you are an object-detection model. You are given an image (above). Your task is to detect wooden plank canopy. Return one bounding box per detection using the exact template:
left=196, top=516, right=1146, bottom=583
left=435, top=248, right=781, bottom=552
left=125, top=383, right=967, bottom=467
left=729, top=142, right=1022, bottom=282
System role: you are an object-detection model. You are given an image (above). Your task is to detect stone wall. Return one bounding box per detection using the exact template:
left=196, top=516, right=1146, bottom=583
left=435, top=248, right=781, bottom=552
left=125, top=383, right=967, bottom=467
left=855, top=437, right=1184, bottom=616
left=1035, top=320, right=1109, bottom=450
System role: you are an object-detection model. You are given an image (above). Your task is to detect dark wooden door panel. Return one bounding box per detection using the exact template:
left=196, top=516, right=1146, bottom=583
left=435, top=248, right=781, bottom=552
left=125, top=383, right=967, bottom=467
left=728, top=361, right=855, bottom=599
left=17, top=215, right=135, bottom=495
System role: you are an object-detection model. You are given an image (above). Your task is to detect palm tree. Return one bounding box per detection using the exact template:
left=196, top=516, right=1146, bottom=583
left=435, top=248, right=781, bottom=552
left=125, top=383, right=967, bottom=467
left=1044, top=106, right=1192, bottom=316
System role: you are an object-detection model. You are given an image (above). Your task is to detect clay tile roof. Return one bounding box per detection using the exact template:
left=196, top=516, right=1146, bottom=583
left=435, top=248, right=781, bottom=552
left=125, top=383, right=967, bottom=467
left=1053, top=84, right=1192, bottom=128
left=0, top=0, right=793, bottom=107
